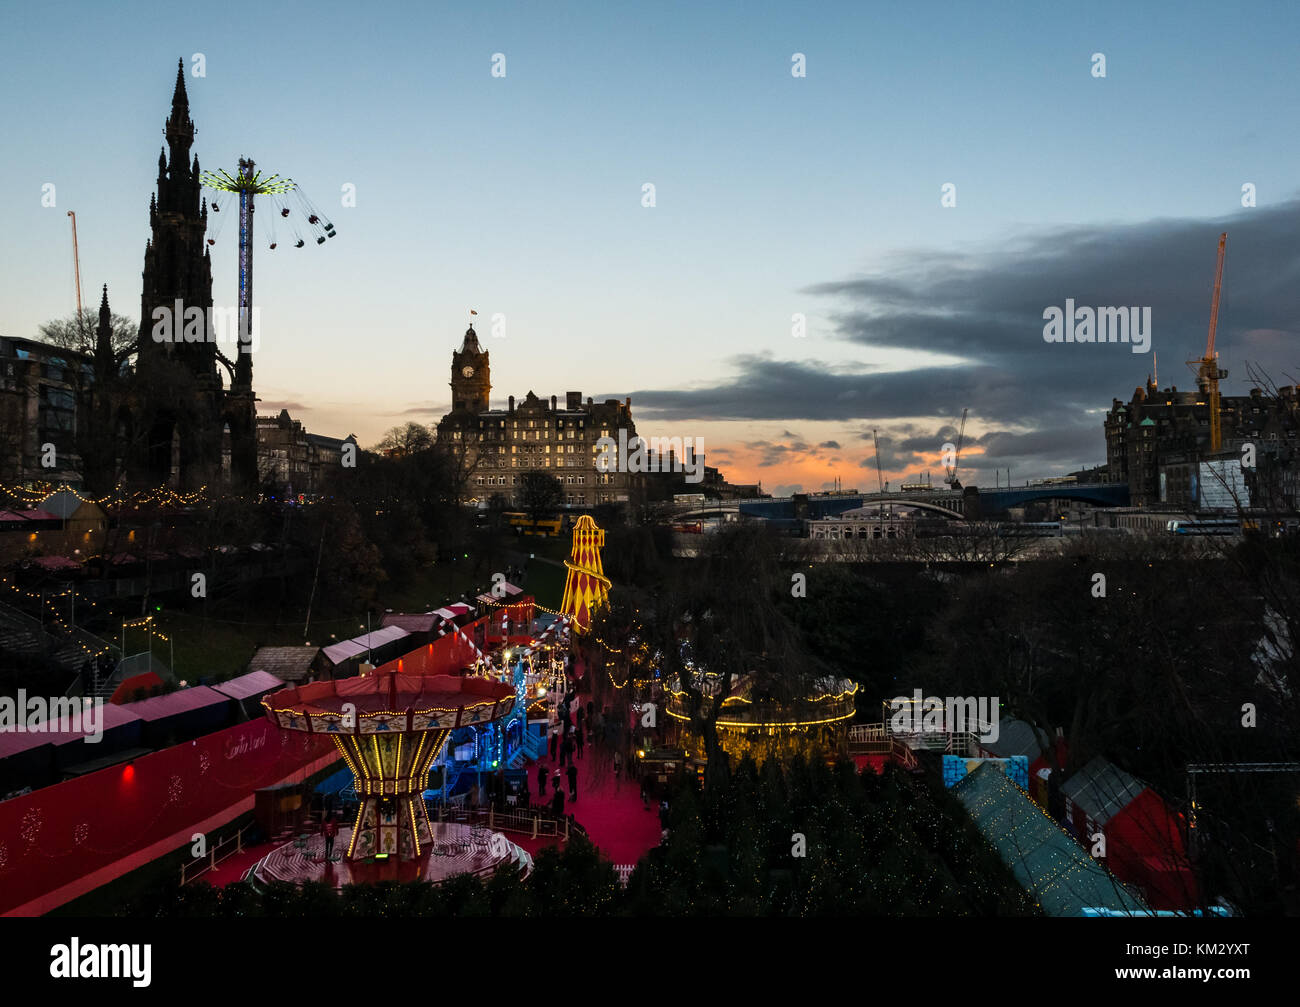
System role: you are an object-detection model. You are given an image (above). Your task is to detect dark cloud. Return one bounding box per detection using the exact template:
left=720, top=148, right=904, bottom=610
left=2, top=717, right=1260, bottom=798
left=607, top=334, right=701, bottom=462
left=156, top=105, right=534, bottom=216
left=857, top=430, right=910, bottom=470
left=742, top=433, right=840, bottom=469
left=819, top=440, right=841, bottom=449
left=626, top=201, right=1300, bottom=474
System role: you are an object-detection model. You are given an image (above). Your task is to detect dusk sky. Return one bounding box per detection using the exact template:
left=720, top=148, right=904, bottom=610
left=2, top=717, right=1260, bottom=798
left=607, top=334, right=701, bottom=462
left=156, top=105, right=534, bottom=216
left=4, top=0, right=1299, bottom=493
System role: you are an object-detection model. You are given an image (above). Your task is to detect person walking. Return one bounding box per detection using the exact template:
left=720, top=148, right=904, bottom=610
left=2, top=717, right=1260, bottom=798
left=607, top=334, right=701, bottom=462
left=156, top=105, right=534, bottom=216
left=563, top=734, right=575, bottom=768
left=321, top=813, right=338, bottom=861
left=659, top=798, right=670, bottom=831
left=549, top=729, right=558, bottom=762
left=576, top=706, right=585, bottom=734
left=613, top=750, right=622, bottom=781
left=550, top=786, right=565, bottom=818
left=566, top=763, right=578, bottom=802
left=536, top=762, right=547, bottom=797
left=575, top=725, right=585, bottom=759
left=640, top=780, right=650, bottom=810
left=552, top=769, right=562, bottom=797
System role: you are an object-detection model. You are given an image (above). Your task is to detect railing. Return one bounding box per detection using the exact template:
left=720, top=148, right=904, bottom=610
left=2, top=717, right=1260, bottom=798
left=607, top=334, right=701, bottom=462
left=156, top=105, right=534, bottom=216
left=889, top=727, right=987, bottom=756
left=522, top=729, right=547, bottom=761
left=891, top=741, right=919, bottom=771
left=947, top=732, right=980, bottom=757
left=847, top=723, right=922, bottom=770
left=180, top=822, right=254, bottom=885
left=848, top=722, right=895, bottom=755
left=848, top=723, right=888, bottom=743
left=439, top=803, right=581, bottom=843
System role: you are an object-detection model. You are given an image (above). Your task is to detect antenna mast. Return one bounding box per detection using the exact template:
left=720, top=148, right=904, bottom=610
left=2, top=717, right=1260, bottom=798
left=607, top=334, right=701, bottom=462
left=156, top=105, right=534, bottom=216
left=67, top=210, right=84, bottom=329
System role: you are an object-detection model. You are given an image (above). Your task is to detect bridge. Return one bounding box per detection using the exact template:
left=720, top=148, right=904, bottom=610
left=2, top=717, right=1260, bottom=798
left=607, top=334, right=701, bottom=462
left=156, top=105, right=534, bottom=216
left=672, top=483, right=1129, bottom=528
left=971, top=483, right=1129, bottom=513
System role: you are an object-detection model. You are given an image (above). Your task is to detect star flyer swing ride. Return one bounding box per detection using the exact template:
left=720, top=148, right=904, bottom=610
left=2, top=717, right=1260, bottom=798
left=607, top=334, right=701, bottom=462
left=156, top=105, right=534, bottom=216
left=257, top=672, right=535, bottom=887
left=199, top=159, right=335, bottom=366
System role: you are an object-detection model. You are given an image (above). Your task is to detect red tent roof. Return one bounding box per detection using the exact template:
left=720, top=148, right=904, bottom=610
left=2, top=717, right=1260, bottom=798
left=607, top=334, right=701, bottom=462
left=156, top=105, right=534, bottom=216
left=211, top=669, right=282, bottom=701
left=0, top=702, right=142, bottom=758
left=123, top=685, right=230, bottom=722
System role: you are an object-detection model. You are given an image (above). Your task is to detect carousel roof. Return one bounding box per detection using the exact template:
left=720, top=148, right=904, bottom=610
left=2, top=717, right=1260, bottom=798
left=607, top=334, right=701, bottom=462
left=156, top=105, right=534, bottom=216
left=263, top=672, right=514, bottom=720
left=667, top=669, right=857, bottom=730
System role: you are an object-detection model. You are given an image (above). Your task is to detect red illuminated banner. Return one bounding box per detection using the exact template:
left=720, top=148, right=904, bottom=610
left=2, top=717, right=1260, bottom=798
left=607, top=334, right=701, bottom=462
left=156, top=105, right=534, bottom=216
left=0, top=716, right=335, bottom=916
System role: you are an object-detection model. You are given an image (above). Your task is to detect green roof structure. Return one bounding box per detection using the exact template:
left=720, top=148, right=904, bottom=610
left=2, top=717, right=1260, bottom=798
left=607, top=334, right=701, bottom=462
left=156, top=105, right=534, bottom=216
left=954, top=763, right=1149, bottom=917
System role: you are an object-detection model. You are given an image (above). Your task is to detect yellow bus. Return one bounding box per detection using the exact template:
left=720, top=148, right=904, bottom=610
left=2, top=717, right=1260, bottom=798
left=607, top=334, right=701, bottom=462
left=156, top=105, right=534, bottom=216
left=502, top=512, right=563, bottom=536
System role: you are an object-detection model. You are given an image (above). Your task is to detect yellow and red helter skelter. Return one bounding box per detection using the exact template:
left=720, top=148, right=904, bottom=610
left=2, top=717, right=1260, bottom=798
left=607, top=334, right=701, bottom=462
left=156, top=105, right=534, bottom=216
left=560, top=514, right=611, bottom=631
left=262, top=672, right=514, bottom=861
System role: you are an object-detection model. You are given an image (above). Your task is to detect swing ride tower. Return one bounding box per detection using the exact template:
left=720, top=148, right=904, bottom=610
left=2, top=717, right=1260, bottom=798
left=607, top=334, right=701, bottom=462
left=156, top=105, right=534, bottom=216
left=199, top=160, right=292, bottom=387
left=200, top=153, right=335, bottom=485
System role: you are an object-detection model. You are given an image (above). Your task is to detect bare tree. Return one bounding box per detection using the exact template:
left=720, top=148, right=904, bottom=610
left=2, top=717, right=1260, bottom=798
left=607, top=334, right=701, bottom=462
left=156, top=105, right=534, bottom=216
left=372, top=422, right=434, bottom=457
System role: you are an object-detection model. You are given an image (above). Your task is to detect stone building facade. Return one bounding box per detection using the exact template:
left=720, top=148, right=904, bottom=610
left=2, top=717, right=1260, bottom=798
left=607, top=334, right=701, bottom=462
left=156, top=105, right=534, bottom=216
left=255, top=408, right=356, bottom=495
left=435, top=326, right=640, bottom=507
left=1105, top=377, right=1300, bottom=509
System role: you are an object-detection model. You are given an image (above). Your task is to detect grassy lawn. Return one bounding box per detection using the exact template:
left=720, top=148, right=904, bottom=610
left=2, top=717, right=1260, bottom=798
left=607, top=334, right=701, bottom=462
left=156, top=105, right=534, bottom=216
left=145, top=610, right=359, bottom=683
left=376, top=562, right=484, bottom=612
left=525, top=556, right=566, bottom=611
left=114, top=533, right=574, bottom=683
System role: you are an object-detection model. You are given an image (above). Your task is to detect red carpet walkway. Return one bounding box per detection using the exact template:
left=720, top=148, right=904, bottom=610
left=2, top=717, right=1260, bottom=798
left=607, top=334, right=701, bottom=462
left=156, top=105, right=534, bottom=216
left=528, top=745, right=661, bottom=866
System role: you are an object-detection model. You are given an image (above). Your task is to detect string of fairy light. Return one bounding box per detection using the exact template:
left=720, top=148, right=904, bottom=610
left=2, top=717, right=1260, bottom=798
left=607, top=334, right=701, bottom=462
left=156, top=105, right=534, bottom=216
left=961, top=770, right=1146, bottom=913
left=481, top=593, right=639, bottom=688
left=0, top=481, right=211, bottom=508
left=1, top=569, right=172, bottom=662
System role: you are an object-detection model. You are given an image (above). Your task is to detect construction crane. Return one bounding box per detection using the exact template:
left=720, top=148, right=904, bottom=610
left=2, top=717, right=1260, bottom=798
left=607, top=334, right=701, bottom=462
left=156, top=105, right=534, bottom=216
left=1189, top=232, right=1228, bottom=454
left=944, top=407, right=968, bottom=488
left=872, top=428, right=887, bottom=522
left=67, top=211, right=85, bottom=344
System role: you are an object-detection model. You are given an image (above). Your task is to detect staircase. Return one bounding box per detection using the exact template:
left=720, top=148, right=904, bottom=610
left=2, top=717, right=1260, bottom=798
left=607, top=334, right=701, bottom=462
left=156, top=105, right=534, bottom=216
left=522, top=725, right=547, bottom=762
left=0, top=597, right=118, bottom=689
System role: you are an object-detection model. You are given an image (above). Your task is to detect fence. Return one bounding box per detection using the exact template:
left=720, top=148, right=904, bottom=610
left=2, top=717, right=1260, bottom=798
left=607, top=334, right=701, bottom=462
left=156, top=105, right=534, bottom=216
left=179, top=821, right=255, bottom=885
left=436, top=803, right=581, bottom=843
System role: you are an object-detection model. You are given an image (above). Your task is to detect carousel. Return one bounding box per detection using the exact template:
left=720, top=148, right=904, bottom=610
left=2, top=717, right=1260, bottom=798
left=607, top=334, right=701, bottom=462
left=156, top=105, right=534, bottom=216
left=254, top=671, right=533, bottom=887
left=664, top=670, right=858, bottom=763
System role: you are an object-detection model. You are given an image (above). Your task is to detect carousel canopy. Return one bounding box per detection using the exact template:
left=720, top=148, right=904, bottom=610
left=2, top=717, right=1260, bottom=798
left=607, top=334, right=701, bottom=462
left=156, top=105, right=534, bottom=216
left=262, top=672, right=516, bottom=735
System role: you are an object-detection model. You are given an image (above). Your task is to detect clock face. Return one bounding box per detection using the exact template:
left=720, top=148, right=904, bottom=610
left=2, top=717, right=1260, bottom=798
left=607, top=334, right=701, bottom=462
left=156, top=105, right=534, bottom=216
left=461, top=365, right=475, bottom=378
